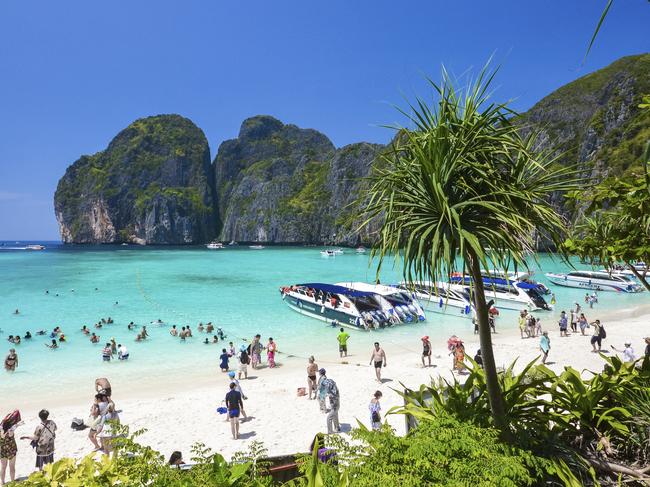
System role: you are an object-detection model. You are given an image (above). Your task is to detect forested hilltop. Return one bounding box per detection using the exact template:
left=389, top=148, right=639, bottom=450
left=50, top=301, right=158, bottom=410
left=55, top=53, right=650, bottom=245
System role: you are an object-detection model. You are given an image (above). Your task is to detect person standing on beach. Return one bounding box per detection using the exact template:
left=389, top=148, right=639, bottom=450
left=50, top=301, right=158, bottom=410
left=267, top=338, right=277, bottom=368
left=228, top=372, right=247, bottom=418
left=0, top=413, right=19, bottom=484
left=250, top=335, right=262, bottom=369
left=20, top=409, right=56, bottom=470
left=225, top=382, right=243, bottom=439
left=421, top=336, right=432, bottom=367
left=4, top=349, right=18, bottom=371
left=578, top=313, right=589, bottom=335
left=590, top=319, right=604, bottom=353
left=539, top=332, right=550, bottom=364
left=337, top=328, right=350, bottom=358
left=369, top=342, right=386, bottom=383
left=369, top=391, right=382, bottom=431
left=558, top=311, right=568, bottom=337
left=611, top=341, right=636, bottom=362
left=307, top=356, right=318, bottom=400
left=569, top=309, right=578, bottom=333
left=645, top=337, right=650, bottom=358
left=318, top=369, right=340, bottom=434
left=237, top=345, right=250, bottom=379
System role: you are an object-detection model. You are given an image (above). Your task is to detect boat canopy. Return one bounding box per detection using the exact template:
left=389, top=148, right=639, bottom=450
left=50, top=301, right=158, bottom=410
left=449, top=276, right=541, bottom=290
left=299, top=282, right=376, bottom=298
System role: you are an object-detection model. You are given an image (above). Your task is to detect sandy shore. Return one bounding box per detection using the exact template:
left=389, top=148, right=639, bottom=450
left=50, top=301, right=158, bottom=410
left=4, top=304, right=650, bottom=481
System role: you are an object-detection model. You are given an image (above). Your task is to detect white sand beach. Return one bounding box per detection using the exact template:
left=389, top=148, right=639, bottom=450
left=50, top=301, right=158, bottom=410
left=5, top=304, right=650, bottom=480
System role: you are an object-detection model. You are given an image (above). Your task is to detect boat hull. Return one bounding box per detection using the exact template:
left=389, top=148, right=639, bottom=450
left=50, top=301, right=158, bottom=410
left=546, top=274, right=640, bottom=293
left=283, top=294, right=366, bottom=329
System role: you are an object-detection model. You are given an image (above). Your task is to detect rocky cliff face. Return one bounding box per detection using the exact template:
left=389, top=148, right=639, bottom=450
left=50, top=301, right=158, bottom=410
left=54, top=114, right=217, bottom=244
left=213, top=115, right=384, bottom=244
left=518, top=54, right=650, bottom=180
left=54, top=54, right=650, bottom=245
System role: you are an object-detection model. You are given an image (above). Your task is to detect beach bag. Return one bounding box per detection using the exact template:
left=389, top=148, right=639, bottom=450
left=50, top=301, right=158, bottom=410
left=70, top=418, right=87, bottom=431
left=371, top=410, right=380, bottom=423
left=599, top=325, right=606, bottom=339
left=1, top=410, right=21, bottom=433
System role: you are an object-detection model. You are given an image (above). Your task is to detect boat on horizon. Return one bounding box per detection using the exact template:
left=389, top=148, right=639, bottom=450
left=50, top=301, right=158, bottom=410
left=320, top=249, right=336, bottom=257
left=280, top=282, right=416, bottom=329
left=249, top=245, right=265, bottom=250
left=545, top=271, right=643, bottom=293
left=207, top=242, right=225, bottom=249
left=355, top=246, right=366, bottom=254
left=25, top=244, right=45, bottom=251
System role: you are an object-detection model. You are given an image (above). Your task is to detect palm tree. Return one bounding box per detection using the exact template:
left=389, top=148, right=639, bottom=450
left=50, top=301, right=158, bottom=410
left=362, top=67, right=579, bottom=431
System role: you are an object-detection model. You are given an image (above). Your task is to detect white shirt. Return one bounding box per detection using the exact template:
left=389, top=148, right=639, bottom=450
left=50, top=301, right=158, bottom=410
left=119, top=345, right=129, bottom=356
left=623, top=346, right=635, bottom=362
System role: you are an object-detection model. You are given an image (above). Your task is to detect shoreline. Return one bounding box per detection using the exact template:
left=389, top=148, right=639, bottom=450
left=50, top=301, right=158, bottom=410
left=5, top=304, right=649, bottom=481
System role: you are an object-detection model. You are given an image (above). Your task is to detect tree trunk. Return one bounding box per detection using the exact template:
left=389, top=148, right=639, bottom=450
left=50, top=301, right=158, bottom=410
left=466, top=251, right=508, bottom=433
left=627, top=262, right=650, bottom=293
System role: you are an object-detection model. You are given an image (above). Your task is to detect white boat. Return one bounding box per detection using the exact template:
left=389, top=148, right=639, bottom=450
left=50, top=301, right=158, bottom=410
left=25, top=244, right=45, bottom=251
left=320, top=250, right=336, bottom=257
left=206, top=242, right=225, bottom=249
left=398, top=281, right=473, bottom=318
left=249, top=245, right=265, bottom=250
left=228, top=240, right=238, bottom=246
left=545, top=271, right=643, bottom=293
left=600, top=263, right=648, bottom=279
left=337, top=282, right=426, bottom=323
left=356, top=247, right=366, bottom=254
left=332, top=248, right=344, bottom=254
left=449, top=276, right=549, bottom=311
left=280, top=283, right=401, bottom=329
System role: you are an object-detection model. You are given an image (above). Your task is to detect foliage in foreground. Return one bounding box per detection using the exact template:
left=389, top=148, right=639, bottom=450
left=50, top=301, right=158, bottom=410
left=394, top=355, right=650, bottom=485
left=300, top=415, right=548, bottom=487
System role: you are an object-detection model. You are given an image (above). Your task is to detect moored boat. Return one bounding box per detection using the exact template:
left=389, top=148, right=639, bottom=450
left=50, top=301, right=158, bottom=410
left=449, top=276, right=549, bottom=311
left=320, top=250, right=336, bottom=257
left=398, top=281, right=473, bottom=318
left=545, top=271, right=643, bottom=293
left=337, top=282, right=426, bottom=323
left=280, top=283, right=400, bottom=329
left=206, top=242, right=225, bottom=249
left=355, top=247, right=366, bottom=254
left=249, top=245, right=265, bottom=250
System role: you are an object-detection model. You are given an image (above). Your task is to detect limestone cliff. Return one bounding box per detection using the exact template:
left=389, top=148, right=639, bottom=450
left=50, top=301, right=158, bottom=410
left=213, top=115, right=384, bottom=244
left=54, top=114, right=217, bottom=244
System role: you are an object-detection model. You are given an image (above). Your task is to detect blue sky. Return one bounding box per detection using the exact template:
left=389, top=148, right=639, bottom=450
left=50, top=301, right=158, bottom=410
left=1, top=1, right=649, bottom=240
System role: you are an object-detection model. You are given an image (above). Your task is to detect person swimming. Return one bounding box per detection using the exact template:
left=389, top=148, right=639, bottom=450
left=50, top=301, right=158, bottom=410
left=206, top=322, right=214, bottom=333
left=59, top=334, right=66, bottom=342
left=212, top=335, right=218, bottom=343
left=7, top=335, right=15, bottom=343
left=24, top=331, right=32, bottom=339
left=198, top=323, right=204, bottom=333
left=90, top=333, right=100, bottom=343
left=204, top=338, right=209, bottom=344
left=81, top=325, right=90, bottom=335
left=14, top=309, right=19, bottom=314
left=217, top=328, right=225, bottom=340
left=14, top=336, right=21, bottom=345
left=36, top=330, right=46, bottom=335
left=170, top=325, right=178, bottom=337
left=128, top=322, right=135, bottom=330
left=46, top=339, right=58, bottom=349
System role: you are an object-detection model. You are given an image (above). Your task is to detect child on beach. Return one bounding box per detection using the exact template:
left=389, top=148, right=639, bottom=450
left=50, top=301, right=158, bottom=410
left=540, top=332, right=550, bottom=364
left=369, top=391, right=382, bottom=430
left=238, top=345, right=250, bottom=379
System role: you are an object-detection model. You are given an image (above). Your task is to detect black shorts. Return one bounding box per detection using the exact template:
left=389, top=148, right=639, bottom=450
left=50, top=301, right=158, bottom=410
left=374, top=361, right=383, bottom=369
left=591, top=336, right=602, bottom=345
left=339, top=344, right=347, bottom=352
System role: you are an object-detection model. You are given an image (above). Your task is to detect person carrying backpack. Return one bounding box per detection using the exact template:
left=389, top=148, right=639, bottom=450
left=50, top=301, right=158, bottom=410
left=237, top=345, right=250, bottom=380
left=21, top=409, right=56, bottom=470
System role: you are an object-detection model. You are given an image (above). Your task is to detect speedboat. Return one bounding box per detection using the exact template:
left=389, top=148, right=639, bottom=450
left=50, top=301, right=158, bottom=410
left=320, top=250, right=336, bottom=257
left=356, top=247, right=366, bottom=254
left=333, top=248, right=344, bottom=254
left=482, top=269, right=551, bottom=295
left=337, top=282, right=426, bottom=323
left=600, top=263, right=648, bottom=279
left=228, top=240, right=238, bottom=246
left=25, top=244, right=45, bottom=250
left=545, top=271, right=643, bottom=293
left=398, top=281, right=473, bottom=318
left=249, top=245, right=265, bottom=250
left=206, top=242, right=225, bottom=249
left=280, top=283, right=399, bottom=329
left=449, top=276, right=549, bottom=311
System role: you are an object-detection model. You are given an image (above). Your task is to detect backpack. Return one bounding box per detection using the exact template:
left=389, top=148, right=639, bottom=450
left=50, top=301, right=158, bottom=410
left=599, top=325, right=606, bottom=339
left=240, top=351, right=250, bottom=364
left=70, top=418, right=87, bottom=431
left=36, top=421, right=56, bottom=454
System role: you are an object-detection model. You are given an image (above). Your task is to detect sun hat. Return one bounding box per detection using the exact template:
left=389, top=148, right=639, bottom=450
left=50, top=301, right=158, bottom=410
left=624, top=340, right=632, bottom=346
left=421, top=336, right=429, bottom=341
left=240, top=344, right=247, bottom=352
left=319, top=368, right=326, bottom=375
left=228, top=371, right=236, bottom=378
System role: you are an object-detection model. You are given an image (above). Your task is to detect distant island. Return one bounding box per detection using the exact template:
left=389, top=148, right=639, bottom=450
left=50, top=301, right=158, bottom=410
left=54, top=53, right=650, bottom=245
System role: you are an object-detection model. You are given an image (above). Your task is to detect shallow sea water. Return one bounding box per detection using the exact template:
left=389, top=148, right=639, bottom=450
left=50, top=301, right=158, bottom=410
left=0, top=242, right=644, bottom=401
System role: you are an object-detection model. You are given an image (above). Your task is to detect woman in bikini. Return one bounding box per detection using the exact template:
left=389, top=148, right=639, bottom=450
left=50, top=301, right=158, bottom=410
left=307, top=356, right=318, bottom=399
left=4, top=349, right=18, bottom=371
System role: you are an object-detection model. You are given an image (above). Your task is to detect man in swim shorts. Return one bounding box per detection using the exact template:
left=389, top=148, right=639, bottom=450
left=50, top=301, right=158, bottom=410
left=337, top=328, right=350, bottom=358
left=369, top=342, right=387, bottom=383
left=225, top=382, right=243, bottom=439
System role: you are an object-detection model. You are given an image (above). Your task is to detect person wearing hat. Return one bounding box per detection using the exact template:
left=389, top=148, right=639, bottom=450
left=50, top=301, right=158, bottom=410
left=237, top=345, right=250, bottom=379
left=611, top=341, right=636, bottom=362
left=228, top=371, right=247, bottom=417
left=317, top=369, right=340, bottom=434
left=421, top=336, right=432, bottom=367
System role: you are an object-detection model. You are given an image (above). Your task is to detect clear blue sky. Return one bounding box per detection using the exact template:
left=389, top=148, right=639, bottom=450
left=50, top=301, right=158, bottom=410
left=1, top=1, right=649, bottom=240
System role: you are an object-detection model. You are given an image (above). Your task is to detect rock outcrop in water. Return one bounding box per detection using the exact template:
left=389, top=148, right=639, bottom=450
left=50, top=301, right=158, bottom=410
left=54, top=115, right=217, bottom=244
left=213, top=115, right=383, bottom=244
left=54, top=54, right=650, bottom=245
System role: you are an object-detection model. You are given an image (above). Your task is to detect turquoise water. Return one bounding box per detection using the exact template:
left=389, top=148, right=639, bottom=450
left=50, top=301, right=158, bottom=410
left=0, top=243, right=645, bottom=401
